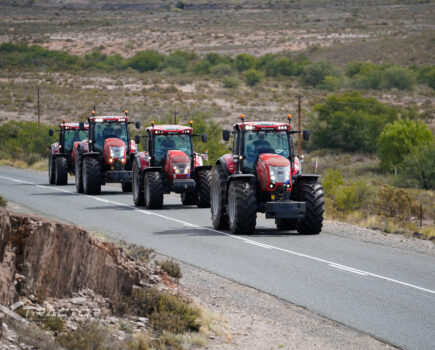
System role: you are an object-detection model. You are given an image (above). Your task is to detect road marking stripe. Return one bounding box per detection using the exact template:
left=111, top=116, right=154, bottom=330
left=1, top=175, right=434, bottom=297
left=0, top=175, right=33, bottom=184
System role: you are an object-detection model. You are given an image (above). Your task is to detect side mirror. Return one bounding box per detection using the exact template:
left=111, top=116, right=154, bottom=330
left=79, top=122, right=85, bottom=131
left=134, top=135, right=141, bottom=144
left=48, top=129, right=54, bottom=137
left=303, top=129, right=311, bottom=141
left=135, top=121, right=141, bottom=129
left=222, top=130, right=230, bottom=141
left=201, top=134, right=208, bottom=143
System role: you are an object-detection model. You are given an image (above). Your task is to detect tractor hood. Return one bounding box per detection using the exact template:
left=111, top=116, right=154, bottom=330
left=104, top=138, right=126, bottom=165
left=164, top=150, right=191, bottom=179
left=256, top=153, right=291, bottom=191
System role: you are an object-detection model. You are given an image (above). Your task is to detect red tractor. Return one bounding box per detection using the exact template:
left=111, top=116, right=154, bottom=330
left=48, top=121, right=89, bottom=185
left=74, top=110, right=140, bottom=194
left=211, top=115, right=324, bottom=235
left=132, top=122, right=211, bottom=209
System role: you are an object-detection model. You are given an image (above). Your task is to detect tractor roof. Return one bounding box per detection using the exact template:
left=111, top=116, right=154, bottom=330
left=89, top=116, right=129, bottom=123
left=234, top=121, right=291, bottom=131
left=146, top=124, right=193, bottom=135
left=59, top=122, right=88, bottom=130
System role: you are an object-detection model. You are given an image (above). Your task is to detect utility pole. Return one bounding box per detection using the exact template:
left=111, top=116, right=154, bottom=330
left=297, top=95, right=302, bottom=157
left=37, top=87, right=40, bottom=125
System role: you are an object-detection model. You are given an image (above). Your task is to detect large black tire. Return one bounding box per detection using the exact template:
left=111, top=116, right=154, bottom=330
left=121, top=182, right=132, bottom=192
left=54, top=156, right=68, bottom=185
left=132, top=161, right=144, bottom=206
left=48, top=155, right=55, bottom=184
left=144, top=171, right=163, bottom=209
left=211, top=164, right=229, bottom=230
left=83, top=157, right=101, bottom=195
left=181, top=192, right=196, bottom=205
left=297, top=182, right=324, bottom=235
left=75, top=149, right=84, bottom=193
left=196, top=169, right=211, bottom=208
left=227, top=180, right=257, bottom=235
left=275, top=219, right=297, bottom=231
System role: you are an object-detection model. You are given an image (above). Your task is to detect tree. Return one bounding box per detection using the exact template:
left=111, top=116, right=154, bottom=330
left=311, top=92, right=398, bottom=153
left=377, top=119, right=434, bottom=172
left=397, top=142, right=435, bottom=189
left=243, top=69, right=264, bottom=86
left=302, top=61, right=337, bottom=88
left=381, top=66, right=416, bottom=91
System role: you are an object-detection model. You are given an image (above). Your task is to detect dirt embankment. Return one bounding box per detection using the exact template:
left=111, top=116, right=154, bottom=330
left=0, top=207, right=158, bottom=307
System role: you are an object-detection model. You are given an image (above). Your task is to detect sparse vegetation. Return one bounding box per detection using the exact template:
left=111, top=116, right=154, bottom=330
left=0, top=194, right=7, bottom=207
left=157, top=259, right=182, bottom=278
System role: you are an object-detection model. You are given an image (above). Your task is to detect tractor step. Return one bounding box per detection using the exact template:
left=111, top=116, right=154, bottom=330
left=170, top=179, right=196, bottom=193
left=265, top=201, right=306, bottom=219
left=105, top=170, right=132, bottom=183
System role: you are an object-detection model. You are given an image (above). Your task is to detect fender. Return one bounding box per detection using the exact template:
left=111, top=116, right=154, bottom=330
left=293, top=174, right=321, bottom=194
left=135, top=151, right=151, bottom=172
left=143, top=166, right=163, bottom=173
left=227, top=173, right=256, bottom=191
left=194, top=165, right=212, bottom=172
left=82, top=152, right=100, bottom=158
left=216, top=154, right=236, bottom=175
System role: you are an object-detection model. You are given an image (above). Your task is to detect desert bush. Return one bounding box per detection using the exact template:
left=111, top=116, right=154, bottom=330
left=234, top=53, right=257, bottom=72
left=302, top=61, right=337, bottom=88
left=118, top=240, right=155, bottom=263
left=0, top=195, right=7, bottom=208
left=175, top=1, right=185, bottom=9
left=129, top=288, right=201, bottom=333
left=243, top=69, right=263, bottom=86
left=375, top=185, right=419, bottom=221
left=322, top=168, right=344, bottom=196
left=377, top=119, right=433, bottom=171
left=210, top=63, right=233, bottom=76
left=416, top=66, right=435, bottom=89
left=157, top=259, right=182, bottom=278
left=57, top=321, right=110, bottom=350
left=334, top=180, right=370, bottom=213
left=222, top=76, right=241, bottom=89
left=397, top=142, right=435, bottom=189
left=125, top=50, right=166, bottom=72
left=381, top=66, right=416, bottom=91
left=311, top=92, right=398, bottom=153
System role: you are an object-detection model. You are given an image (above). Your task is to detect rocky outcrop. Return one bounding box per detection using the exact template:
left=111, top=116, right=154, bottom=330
left=0, top=208, right=154, bottom=306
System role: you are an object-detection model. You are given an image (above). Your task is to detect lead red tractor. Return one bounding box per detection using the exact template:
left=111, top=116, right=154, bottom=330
left=211, top=115, right=324, bottom=235
left=48, top=121, right=89, bottom=185
left=74, top=110, right=140, bottom=194
left=132, top=122, right=211, bottom=209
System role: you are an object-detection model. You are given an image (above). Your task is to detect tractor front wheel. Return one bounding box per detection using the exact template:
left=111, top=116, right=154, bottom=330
left=54, top=156, right=68, bottom=185
left=211, top=164, right=229, bottom=230
left=132, top=161, right=144, bottom=206
left=48, top=155, right=55, bottom=184
left=144, top=171, right=163, bottom=209
left=181, top=192, right=196, bottom=205
left=227, top=180, right=257, bottom=235
left=83, top=157, right=101, bottom=195
left=297, top=182, right=324, bottom=235
left=75, top=149, right=84, bottom=193
left=196, top=169, right=211, bottom=208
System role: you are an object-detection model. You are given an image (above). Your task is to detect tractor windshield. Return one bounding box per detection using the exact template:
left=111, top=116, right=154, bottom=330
left=153, top=134, right=193, bottom=166
left=243, top=131, right=290, bottom=170
left=93, top=122, right=128, bottom=151
left=63, top=129, right=88, bottom=153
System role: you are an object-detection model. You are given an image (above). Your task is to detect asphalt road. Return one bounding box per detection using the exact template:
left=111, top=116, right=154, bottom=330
left=1, top=166, right=434, bottom=350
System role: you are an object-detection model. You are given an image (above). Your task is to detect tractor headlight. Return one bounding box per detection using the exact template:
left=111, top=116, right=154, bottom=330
left=269, top=165, right=290, bottom=184
left=173, top=163, right=190, bottom=175
left=109, top=146, right=125, bottom=159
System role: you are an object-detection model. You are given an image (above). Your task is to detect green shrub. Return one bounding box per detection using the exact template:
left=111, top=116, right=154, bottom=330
left=234, top=53, right=257, bottom=72
left=210, top=63, right=233, bottom=76
left=243, top=69, right=263, bottom=86
left=397, top=142, right=435, bottom=189
left=175, top=1, right=185, bottom=9
left=57, top=321, right=110, bottom=350
left=375, top=185, right=419, bottom=221
left=334, top=180, right=370, bottom=213
left=157, top=259, right=182, bottom=278
left=222, top=76, right=241, bottom=89
left=118, top=240, right=155, bottom=263
left=377, top=119, right=433, bottom=171
left=322, top=168, right=344, bottom=196
left=302, top=61, right=337, bottom=87
left=311, top=92, right=398, bottom=153
left=381, top=66, right=416, bottom=91
left=125, top=50, right=166, bottom=72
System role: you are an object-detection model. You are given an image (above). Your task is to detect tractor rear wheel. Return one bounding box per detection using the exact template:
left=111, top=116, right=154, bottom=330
left=74, top=149, right=84, bottom=193
left=275, top=219, right=297, bottom=231
left=83, top=157, right=101, bottom=195
left=196, top=169, right=211, bottom=208
left=227, top=180, right=257, bottom=235
left=144, top=171, right=163, bottom=209
left=132, top=161, right=144, bottom=206
left=48, top=155, right=55, bottom=184
left=211, top=164, right=229, bottom=230
left=181, top=192, right=196, bottom=205
left=297, top=182, right=324, bottom=235
left=55, top=157, right=68, bottom=185
left=121, top=182, right=132, bottom=192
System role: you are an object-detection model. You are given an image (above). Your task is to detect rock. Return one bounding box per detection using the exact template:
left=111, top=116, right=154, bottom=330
left=70, top=297, right=86, bottom=305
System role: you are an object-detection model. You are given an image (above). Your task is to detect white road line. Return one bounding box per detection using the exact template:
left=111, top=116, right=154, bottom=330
left=1, top=174, right=434, bottom=297
left=0, top=175, right=33, bottom=184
